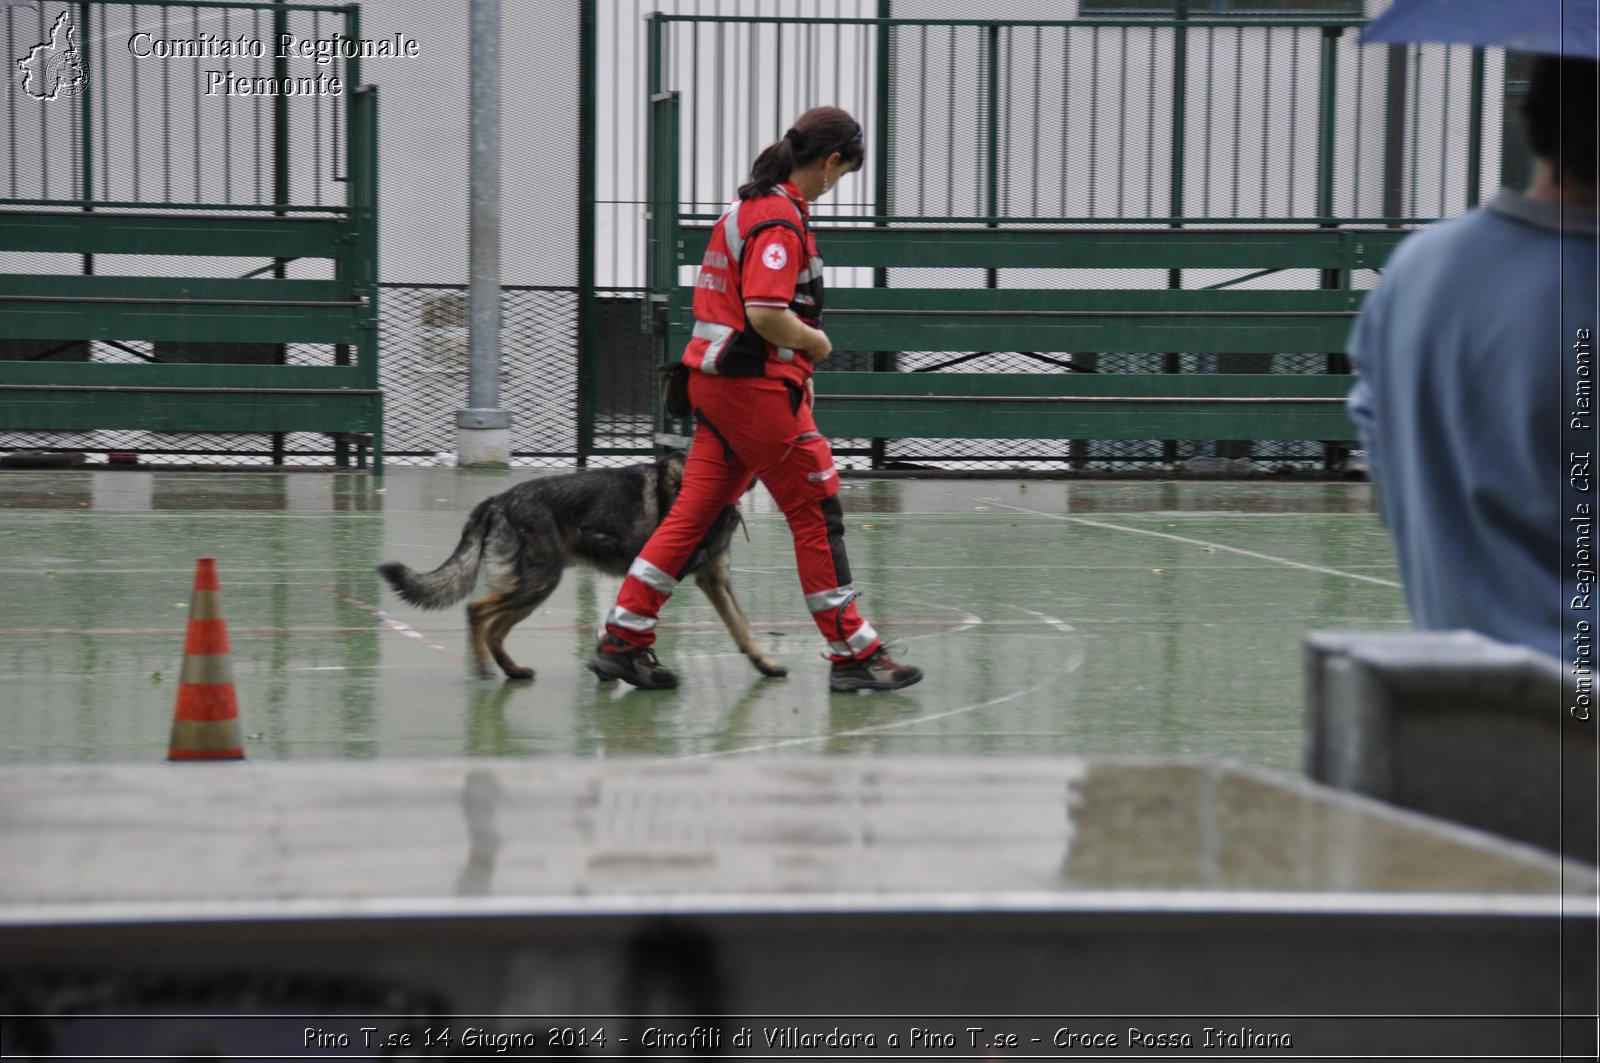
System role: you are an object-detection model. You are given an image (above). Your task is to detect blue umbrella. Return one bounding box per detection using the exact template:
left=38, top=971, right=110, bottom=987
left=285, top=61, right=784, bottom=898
left=1360, top=0, right=1599, bottom=58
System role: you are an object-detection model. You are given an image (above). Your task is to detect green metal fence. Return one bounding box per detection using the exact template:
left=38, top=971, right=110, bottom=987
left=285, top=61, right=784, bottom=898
left=0, top=0, right=381, bottom=467
left=643, top=10, right=1502, bottom=471
left=0, top=2, right=1512, bottom=472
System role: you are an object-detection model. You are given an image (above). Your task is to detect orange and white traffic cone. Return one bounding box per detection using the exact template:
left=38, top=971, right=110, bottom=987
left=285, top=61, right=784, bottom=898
left=167, top=557, right=244, bottom=762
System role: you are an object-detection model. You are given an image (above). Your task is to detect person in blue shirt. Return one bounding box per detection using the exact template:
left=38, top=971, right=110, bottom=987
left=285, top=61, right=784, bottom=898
left=1347, top=56, right=1598, bottom=659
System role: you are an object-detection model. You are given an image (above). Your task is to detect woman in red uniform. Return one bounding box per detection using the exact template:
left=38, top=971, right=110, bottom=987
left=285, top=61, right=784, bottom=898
left=589, top=105, right=923, bottom=693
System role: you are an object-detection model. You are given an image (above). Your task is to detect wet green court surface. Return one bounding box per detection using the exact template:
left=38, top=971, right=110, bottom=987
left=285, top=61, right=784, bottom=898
left=0, top=469, right=1407, bottom=771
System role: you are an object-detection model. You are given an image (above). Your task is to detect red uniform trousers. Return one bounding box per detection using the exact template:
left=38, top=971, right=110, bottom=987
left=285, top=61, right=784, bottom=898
left=605, top=371, right=880, bottom=661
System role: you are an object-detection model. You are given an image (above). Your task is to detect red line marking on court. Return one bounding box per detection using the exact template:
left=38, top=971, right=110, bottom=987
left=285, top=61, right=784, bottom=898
left=628, top=617, right=963, bottom=633
left=0, top=618, right=961, bottom=640
left=318, top=583, right=463, bottom=664
left=0, top=626, right=445, bottom=638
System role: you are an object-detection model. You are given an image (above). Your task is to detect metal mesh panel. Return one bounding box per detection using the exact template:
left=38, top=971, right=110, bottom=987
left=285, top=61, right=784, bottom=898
left=380, top=286, right=559, bottom=466
left=377, top=284, right=651, bottom=467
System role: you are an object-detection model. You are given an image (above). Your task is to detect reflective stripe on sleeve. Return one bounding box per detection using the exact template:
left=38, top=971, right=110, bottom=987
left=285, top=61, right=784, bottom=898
left=692, top=320, right=736, bottom=375
left=722, top=200, right=745, bottom=264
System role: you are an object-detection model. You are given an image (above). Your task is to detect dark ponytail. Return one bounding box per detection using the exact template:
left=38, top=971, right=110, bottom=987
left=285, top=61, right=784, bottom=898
left=738, top=105, right=866, bottom=199
left=738, top=137, right=801, bottom=201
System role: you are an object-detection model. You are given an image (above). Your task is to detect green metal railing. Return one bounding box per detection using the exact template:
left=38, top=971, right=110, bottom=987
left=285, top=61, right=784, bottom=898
left=640, top=11, right=1501, bottom=468
left=4, top=0, right=359, bottom=212
left=645, top=11, right=1494, bottom=227
left=1, top=0, right=381, bottom=468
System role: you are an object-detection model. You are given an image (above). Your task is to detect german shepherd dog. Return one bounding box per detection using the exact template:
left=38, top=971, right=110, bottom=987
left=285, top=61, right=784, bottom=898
left=376, top=453, right=788, bottom=682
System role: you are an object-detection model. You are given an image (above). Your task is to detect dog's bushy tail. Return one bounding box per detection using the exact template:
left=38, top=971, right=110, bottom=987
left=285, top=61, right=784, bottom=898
left=377, top=501, right=493, bottom=609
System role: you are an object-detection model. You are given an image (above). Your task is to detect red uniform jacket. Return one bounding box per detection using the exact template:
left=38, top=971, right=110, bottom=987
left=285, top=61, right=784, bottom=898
left=680, top=180, right=824, bottom=387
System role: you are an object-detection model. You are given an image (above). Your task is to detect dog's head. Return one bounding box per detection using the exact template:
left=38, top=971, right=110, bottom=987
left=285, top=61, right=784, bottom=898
left=654, top=450, right=689, bottom=496
left=651, top=451, right=690, bottom=517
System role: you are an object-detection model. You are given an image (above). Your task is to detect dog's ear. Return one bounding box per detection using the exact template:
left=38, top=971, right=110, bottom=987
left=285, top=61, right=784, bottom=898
left=666, top=452, right=686, bottom=491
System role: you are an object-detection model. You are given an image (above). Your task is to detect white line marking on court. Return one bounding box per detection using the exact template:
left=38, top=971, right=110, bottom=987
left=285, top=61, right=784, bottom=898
left=679, top=606, right=1084, bottom=761
left=873, top=595, right=983, bottom=644
left=956, top=494, right=1402, bottom=589
left=1137, top=511, right=1379, bottom=519
left=679, top=678, right=1054, bottom=760
left=822, top=510, right=1380, bottom=520
left=319, top=584, right=462, bottom=663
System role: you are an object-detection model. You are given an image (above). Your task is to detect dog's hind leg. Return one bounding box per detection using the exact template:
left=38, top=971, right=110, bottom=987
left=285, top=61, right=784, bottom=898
left=484, top=603, right=540, bottom=680
left=694, top=552, right=788, bottom=678
left=467, top=590, right=541, bottom=681
left=471, top=557, right=563, bottom=681
left=464, top=503, right=567, bottom=681
left=465, top=591, right=505, bottom=680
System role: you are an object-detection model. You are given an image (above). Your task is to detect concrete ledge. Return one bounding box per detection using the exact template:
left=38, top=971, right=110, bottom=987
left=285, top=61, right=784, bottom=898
left=0, top=756, right=1593, bottom=1030
left=1305, top=629, right=1598, bottom=863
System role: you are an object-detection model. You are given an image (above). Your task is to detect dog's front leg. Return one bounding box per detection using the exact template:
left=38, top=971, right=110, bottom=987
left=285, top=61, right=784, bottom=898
left=694, top=555, right=787, bottom=678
